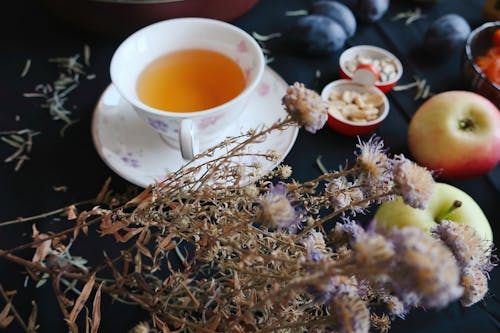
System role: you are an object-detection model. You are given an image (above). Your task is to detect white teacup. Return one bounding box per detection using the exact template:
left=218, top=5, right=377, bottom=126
left=110, top=17, right=265, bottom=160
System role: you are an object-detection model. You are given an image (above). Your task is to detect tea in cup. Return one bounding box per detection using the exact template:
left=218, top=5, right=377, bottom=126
left=110, top=17, right=265, bottom=159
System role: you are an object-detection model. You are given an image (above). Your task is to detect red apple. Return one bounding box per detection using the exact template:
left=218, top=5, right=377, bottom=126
left=408, top=91, right=500, bottom=179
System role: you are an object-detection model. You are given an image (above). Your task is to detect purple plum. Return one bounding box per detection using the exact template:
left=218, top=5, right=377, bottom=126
left=423, top=14, right=471, bottom=54
left=312, top=1, right=357, bottom=37
left=352, top=0, right=390, bottom=22
left=289, top=14, right=347, bottom=55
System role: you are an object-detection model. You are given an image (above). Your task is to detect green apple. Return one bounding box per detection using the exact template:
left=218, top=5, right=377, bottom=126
left=374, top=182, right=493, bottom=242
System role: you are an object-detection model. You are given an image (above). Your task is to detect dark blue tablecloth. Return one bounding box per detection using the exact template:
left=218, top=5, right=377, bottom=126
left=0, top=0, right=498, bottom=332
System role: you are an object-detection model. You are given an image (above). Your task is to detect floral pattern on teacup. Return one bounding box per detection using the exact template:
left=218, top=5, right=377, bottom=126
left=197, top=114, right=225, bottom=130
left=147, top=117, right=169, bottom=133
left=244, top=68, right=252, bottom=80
left=258, top=82, right=270, bottom=96
left=237, top=40, right=248, bottom=53
left=121, top=152, right=140, bottom=168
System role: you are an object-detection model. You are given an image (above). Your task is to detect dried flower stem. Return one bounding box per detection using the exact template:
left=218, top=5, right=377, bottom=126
left=0, top=284, right=29, bottom=332
left=0, top=216, right=103, bottom=258
left=0, top=199, right=95, bottom=228
left=0, top=83, right=494, bottom=332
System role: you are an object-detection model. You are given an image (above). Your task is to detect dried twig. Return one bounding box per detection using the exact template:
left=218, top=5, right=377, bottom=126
left=393, top=75, right=433, bottom=100
left=20, top=59, right=31, bottom=78
left=392, top=7, right=425, bottom=25
left=0, top=284, right=29, bottom=332
left=0, top=129, right=40, bottom=171
left=23, top=45, right=95, bottom=136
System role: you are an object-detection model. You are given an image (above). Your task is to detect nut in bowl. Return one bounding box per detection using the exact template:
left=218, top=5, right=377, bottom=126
left=321, top=79, right=389, bottom=136
left=339, top=45, right=403, bottom=93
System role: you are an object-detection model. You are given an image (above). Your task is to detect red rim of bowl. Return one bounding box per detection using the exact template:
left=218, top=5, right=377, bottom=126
left=339, top=45, right=403, bottom=90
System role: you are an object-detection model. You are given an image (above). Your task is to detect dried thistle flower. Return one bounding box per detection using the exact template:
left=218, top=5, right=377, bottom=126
left=329, top=279, right=370, bottom=333
left=282, top=82, right=328, bottom=133
left=431, top=220, right=494, bottom=307
left=258, top=183, right=303, bottom=232
left=355, top=136, right=394, bottom=198
left=384, top=227, right=463, bottom=308
left=370, top=313, right=391, bottom=333
left=459, top=266, right=489, bottom=307
left=351, top=231, right=395, bottom=269
left=277, top=164, right=293, bottom=179
left=431, top=220, right=493, bottom=272
left=326, top=177, right=368, bottom=213
left=392, top=155, right=435, bottom=209
left=129, top=321, right=152, bottom=333
left=381, top=295, right=407, bottom=318
left=303, top=230, right=327, bottom=262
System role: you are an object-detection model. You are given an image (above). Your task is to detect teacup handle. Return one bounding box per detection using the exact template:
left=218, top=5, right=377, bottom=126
left=179, top=119, right=199, bottom=160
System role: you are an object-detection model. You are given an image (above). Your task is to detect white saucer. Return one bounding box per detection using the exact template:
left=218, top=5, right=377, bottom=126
left=91, top=67, right=298, bottom=188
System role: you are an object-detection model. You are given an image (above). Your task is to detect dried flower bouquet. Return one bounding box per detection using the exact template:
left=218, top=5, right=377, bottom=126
left=0, top=83, right=494, bottom=333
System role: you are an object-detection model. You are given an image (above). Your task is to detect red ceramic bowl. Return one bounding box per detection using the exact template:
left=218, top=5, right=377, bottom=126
left=41, top=0, right=259, bottom=36
left=339, top=45, right=403, bottom=93
left=321, top=79, right=389, bottom=136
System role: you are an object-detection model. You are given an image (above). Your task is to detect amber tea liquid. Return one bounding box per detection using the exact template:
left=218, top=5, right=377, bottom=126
left=136, top=49, right=246, bottom=112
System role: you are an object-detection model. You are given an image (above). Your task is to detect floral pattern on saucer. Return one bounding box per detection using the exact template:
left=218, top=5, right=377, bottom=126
left=91, top=67, right=298, bottom=188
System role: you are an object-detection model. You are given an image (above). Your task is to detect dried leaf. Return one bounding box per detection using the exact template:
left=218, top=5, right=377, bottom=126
left=114, top=227, right=143, bottom=243
left=90, top=282, right=103, bottom=333
left=0, top=302, right=14, bottom=329
left=95, top=177, right=111, bottom=203
left=154, top=234, right=176, bottom=259
left=136, top=241, right=152, bottom=259
left=126, top=185, right=152, bottom=207
left=74, top=211, right=90, bottom=239
left=67, top=320, right=79, bottom=333
left=153, top=315, right=172, bottom=332
left=31, top=224, right=52, bottom=263
left=206, top=314, right=221, bottom=331
left=68, top=273, right=96, bottom=324
left=180, top=281, right=200, bottom=309
left=21, top=59, right=32, bottom=78
left=27, top=300, right=39, bottom=333
left=66, top=205, right=78, bottom=220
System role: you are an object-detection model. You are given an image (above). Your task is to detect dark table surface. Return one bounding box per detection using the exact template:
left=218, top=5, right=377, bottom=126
left=0, top=0, right=499, bottom=332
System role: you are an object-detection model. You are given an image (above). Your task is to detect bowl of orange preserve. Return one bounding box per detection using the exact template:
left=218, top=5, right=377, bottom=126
left=463, top=21, right=500, bottom=107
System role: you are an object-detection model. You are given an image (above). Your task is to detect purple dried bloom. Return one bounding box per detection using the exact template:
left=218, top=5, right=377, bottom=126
left=460, top=266, right=489, bottom=307
left=282, top=82, right=328, bottom=133
left=351, top=231, right=395, bottom=268
left=392, top=155, right=435, bottom=209
left=308, top=275, right=357, bottom=305
left=333, top=220, right=366, bottom=241
left=355, top=136, right=394, bottom=198
left=303, top=231, right=327, bottom=262
left=381, top=295, right=408, bottom=319
left=328, top=277, right=370, bottom=333
left=432, top=220, right=494, bottom=307
left=326, top=178, right=369, bottom=215
left=386, top=227, right=463, bottom=309
left=431, top=220, right=494, bottom=272
left=258, top=183, right=302, bottom=232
